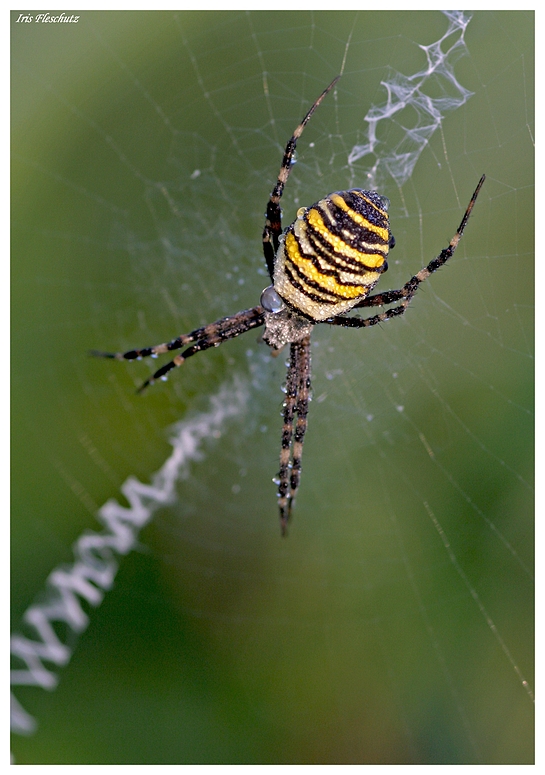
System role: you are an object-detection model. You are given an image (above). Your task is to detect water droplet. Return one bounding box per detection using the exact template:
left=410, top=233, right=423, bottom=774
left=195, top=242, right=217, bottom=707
left=260, top=285, right=285, bottom=313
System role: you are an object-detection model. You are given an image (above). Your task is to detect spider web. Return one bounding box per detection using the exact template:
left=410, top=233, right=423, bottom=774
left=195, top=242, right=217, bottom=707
left=11, top=9, right=534, bottom=764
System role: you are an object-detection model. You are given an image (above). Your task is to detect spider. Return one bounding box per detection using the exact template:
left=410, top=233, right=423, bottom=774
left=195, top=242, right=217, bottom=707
left=94, top=77, right=485, bottom=536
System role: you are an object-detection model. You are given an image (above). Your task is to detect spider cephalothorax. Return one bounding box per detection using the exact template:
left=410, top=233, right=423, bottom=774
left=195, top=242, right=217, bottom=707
left=94, top=77, right=484, bottom=535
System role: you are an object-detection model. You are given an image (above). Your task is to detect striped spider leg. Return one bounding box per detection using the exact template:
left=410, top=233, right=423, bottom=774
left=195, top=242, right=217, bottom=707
left=92, top=306, right=265, bottom=393
left=276, top=336, right=311, bottom=536
left=262, top=76, right=340, bottom=280
left=259, top=78, right=341, bottom=532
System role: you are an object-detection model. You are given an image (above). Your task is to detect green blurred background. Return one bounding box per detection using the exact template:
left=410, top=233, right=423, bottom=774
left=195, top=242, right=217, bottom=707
left=11, top=10, right=533, bottom=764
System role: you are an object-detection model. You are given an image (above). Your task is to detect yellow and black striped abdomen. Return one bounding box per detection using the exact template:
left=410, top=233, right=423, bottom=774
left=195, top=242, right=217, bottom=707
left=273, top=189, right=392, bottom=321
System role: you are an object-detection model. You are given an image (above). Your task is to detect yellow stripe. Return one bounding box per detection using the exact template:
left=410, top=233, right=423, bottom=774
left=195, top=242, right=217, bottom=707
left=306, top=208, right=386, bottom=268
left=329, top=194, right=390, bottom=241
left=285, top=232, right=370, bottom=299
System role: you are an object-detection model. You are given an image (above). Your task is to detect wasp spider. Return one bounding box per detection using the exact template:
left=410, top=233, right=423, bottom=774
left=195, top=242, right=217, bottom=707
left=94, top=77, right=485, bottom=535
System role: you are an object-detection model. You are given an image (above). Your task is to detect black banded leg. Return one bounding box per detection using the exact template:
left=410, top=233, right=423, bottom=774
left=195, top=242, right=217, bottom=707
left=326, top=304, right=407, bottom=329
left=136, top=307, right=265, bottom=392
left=91, top=307, right=264, bottom=363
left=262, top=77, right=340, bottom=278
left=136, top=338, right=223, bottom=394
left=277, top=342, right=299, bottom=535
left=328, top=175, right=485, bottom=329
left=352, top=288, right=413, bottom=309
left=287, top=336, right=311, bottom=523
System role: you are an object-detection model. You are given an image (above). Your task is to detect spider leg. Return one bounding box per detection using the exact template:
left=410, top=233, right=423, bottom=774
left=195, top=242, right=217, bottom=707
left=262, top=76, right=340, bottom=279
left=137, top=306, right=265, bottom=393
left=326, top=175, right=486, bottom=329
left=90, top=309, right=263, bottom=362
left=277, top=336, right=311, bottom=535
left=352, top=288, right=412, bottom=309
left=277, top=340, right=299, bottom=535
left=94, top=307, right=265, bottom=392
left=287, top=335, right=311, bottom=527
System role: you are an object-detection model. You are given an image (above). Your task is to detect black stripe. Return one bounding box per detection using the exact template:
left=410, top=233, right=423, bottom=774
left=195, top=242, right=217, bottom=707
left=285, top=257, right=369, bottom=301
left=291, top=229, right=352, bottom=277
left=283, top=263, right=341, bottom=304
left=304, top=224, right=387, bottom=274
left=315, top=202, right=389, bottom=249
left=338, top=191, right=390, bottom=229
